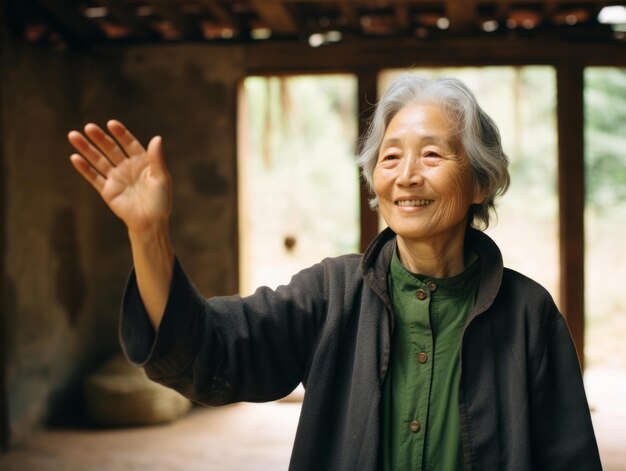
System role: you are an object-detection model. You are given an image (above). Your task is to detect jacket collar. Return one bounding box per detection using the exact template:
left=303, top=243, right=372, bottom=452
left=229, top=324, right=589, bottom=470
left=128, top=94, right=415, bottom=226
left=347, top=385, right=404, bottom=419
left=465, top=228, right=504, bottom=319
left=361, top=227, right=504, bottom=320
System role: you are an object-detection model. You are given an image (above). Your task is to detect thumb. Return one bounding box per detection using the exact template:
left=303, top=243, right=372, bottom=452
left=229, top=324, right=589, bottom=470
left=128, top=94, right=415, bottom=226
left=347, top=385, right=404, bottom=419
left=147, top=135, right=167, bottom=173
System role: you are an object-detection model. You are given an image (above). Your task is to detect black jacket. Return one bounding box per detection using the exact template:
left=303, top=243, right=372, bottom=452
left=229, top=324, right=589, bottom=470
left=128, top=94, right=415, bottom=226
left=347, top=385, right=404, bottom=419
left=121, top=228, right=601, bottom=470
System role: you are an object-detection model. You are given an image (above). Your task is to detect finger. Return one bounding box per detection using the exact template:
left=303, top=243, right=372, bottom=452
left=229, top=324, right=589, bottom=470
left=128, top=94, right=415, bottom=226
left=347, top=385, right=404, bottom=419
left=67, top=130, right=115, bottom=178
left=106, top=120, right=146, bottom=158
left=69, top=154, right=105, bottom=193
left=146, top=136, right=167, bottom=175
left=84, top=123, right=128, bottom=166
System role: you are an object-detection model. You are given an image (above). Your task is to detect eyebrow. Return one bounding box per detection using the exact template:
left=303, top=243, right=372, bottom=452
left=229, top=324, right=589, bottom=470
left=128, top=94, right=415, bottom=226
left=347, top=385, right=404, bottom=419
left=380, top=135, right=448, bottom=149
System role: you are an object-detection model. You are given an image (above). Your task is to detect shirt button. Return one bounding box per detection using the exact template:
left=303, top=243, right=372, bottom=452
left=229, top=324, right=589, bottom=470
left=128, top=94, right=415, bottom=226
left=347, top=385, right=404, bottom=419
left=427, top=281, right=437, bottom=293
left=416, top=289, right=427, bottom=300
left=409, top=420, right=421, bottom=433
left=417, top=352, right=428, bottom=364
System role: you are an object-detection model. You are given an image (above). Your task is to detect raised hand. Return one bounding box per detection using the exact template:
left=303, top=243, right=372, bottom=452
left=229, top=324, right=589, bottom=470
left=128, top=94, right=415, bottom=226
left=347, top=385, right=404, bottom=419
left=68, top=120, right=172, bottom=235
left=69, top=120, right=174, bottom=328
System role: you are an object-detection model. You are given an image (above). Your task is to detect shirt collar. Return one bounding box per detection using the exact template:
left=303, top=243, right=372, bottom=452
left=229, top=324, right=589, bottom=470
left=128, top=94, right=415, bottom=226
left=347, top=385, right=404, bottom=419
left=362, top=226, right=504, bottom=318
left=389, top=248, right=480, bottom=299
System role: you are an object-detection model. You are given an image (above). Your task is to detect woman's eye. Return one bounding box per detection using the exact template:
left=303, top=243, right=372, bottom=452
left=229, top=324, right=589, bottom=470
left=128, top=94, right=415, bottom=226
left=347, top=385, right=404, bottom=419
left=424, top=151, right=441, bottom=159
left=382, top=153, right=398, bottom=161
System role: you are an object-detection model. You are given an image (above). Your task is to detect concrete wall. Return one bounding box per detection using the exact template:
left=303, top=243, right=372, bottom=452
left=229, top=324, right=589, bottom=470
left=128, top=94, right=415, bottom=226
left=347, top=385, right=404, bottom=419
left=1, top=38, right=243, bottom=447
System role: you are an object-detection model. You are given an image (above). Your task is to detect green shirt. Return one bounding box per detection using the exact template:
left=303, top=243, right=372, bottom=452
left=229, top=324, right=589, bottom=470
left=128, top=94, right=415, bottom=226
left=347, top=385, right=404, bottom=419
left=382, top=250, right=480, bottom=471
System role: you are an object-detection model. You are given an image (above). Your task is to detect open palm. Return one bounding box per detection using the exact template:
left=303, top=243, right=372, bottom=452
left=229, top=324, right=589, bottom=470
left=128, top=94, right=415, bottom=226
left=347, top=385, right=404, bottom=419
left=68, top=120, right=172, bottom=234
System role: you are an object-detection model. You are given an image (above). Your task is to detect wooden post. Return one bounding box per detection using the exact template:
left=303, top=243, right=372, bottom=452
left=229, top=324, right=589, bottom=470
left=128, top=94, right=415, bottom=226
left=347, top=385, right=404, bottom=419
left=556, top=62, right=586, bottom=369
left=357, top=71, right=380, bottom=253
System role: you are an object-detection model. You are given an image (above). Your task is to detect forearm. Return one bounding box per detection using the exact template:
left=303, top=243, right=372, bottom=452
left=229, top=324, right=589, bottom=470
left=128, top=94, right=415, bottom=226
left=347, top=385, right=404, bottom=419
left=128, top=222, right=174, bottom=331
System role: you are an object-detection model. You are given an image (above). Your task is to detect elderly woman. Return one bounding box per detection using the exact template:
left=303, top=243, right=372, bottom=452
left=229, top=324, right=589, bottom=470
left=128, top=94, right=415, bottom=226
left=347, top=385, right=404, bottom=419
left=68, top=75, right=601, bottom=470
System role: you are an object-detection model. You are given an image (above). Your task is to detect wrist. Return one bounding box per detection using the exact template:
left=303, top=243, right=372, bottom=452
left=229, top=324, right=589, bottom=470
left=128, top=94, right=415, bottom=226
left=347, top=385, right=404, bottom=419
left=127, top=219, right=171, bottom=244
left=126, top=219, right=174, bottom=331
left=128, top=221, right=174, bottom=263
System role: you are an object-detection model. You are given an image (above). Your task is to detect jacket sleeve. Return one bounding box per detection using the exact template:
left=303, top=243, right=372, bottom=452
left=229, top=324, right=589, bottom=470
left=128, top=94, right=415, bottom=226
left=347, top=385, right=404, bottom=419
left=119, top=258, right=327, bottom=405
left=529, top=300, right=602, bottom=470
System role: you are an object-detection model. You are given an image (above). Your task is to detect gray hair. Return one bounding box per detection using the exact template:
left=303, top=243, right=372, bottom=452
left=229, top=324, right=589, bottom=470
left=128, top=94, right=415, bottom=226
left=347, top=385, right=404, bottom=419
left=358, top=74, right=510, bottom=229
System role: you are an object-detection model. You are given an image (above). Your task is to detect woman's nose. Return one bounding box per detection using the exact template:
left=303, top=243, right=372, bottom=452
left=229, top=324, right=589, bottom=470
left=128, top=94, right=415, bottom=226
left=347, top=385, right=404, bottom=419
left=397, top=155, right=424, bottom=187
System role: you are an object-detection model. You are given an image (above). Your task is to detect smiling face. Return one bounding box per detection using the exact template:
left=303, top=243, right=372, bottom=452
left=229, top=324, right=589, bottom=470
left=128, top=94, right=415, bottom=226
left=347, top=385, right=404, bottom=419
left=373, top=102, right=484, bottom=246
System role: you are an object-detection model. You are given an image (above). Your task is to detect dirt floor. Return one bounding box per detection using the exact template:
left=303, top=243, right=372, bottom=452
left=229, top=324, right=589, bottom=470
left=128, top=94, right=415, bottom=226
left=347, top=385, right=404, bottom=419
left=0, top=368, right=624, bottom=471
left=585, top=367, right=626, bottom=471
left=0, top=401, right=301, bottom=471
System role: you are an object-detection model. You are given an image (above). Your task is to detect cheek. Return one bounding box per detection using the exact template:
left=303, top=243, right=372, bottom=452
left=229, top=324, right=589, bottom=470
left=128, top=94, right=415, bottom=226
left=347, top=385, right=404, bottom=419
left=372, top=169, right=390, bottom=199
left=440, top=165, right=476, bottom=216
left=453, top=167, right=474, bottom=200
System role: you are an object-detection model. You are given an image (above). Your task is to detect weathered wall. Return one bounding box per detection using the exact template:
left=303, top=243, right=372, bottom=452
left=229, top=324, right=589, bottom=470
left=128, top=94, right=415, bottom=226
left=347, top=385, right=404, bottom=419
left=3, top=39, right=103, bottom=444
left=2, top=39, right=244, bottom=447
left=83, top=43, right=243, bottom=297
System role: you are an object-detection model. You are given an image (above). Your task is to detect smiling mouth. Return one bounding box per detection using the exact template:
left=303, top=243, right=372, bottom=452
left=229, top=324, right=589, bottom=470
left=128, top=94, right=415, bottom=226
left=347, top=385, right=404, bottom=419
left=396, top=199, right=434, bottom=207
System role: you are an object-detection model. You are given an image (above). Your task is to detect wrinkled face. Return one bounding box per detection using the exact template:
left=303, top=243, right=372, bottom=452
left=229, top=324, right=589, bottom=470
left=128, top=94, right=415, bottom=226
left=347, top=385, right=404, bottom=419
left=373, top=102, right=483, bottom=244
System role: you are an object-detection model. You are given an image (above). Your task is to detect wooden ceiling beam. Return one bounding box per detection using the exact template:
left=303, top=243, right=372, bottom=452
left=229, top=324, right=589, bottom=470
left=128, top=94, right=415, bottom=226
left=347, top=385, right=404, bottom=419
left=338, top=1, right=360, bottom=29
left=241, top=36, right=626, bottom=73
left=541, top=0, right=560, bottom=26
left=150, top=0, right=198, bottom=38
left=249, top=0, right=298, bottom=35
left=35, top=0, right=103, bottom=39
left=445, top=0, right=476, bottom=33
left=494, top=0, right=511, bottom=23
left=100, top=0, right=151, bottom=38
left=198, top=0, right=237, bottom=26
left=543, top=0, right=559, bottom=15
left=395, top=5, right=411, bottom=32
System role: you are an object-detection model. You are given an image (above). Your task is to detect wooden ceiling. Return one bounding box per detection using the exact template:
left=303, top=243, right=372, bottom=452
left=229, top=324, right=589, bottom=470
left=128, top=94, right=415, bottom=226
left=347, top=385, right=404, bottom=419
left=6, top=1, right=626, bottom=47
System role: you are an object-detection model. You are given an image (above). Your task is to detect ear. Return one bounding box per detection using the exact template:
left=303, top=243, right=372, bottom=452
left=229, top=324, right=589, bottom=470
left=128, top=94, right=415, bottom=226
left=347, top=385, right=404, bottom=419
left=472, top=182, right=488, bottom=205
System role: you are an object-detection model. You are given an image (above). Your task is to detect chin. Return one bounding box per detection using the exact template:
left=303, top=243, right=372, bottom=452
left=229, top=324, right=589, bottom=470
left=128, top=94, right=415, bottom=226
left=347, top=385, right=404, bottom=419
left=388, top=224, right=433, bottom=241
left=390, top=219, right=468, bottom=244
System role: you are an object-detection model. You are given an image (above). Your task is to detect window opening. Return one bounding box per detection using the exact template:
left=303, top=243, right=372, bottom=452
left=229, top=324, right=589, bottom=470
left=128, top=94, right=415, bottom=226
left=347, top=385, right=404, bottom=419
left=238, top=75, right=359, bottom=295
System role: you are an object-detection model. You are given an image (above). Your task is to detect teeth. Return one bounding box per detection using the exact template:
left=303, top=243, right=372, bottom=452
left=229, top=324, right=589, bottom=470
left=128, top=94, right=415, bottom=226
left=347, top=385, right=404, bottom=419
left=396, top=199, right=433, bottom=207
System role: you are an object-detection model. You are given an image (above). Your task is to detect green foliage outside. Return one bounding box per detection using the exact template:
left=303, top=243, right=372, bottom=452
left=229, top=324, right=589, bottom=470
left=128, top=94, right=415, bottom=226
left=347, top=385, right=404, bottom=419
left=585, top=68, right=626, bottom=212
left=584, top=67, right=626, bottom=369
left=241, top=75, right=359, bottom=292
